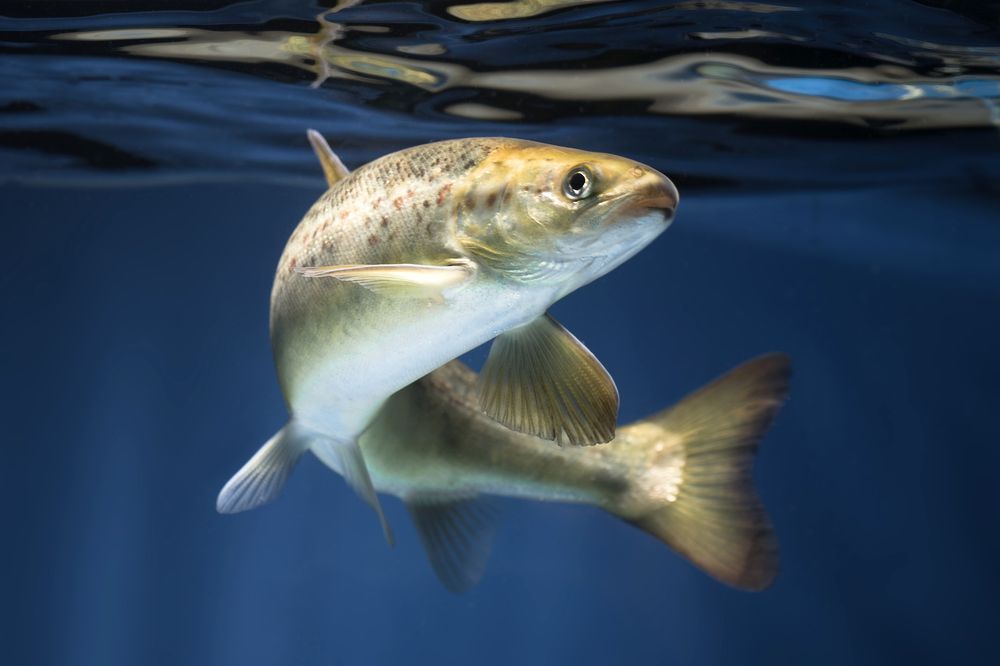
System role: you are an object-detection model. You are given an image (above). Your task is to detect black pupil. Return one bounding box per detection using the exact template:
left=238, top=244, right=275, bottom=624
left=569, top=171, right=587, bottom=194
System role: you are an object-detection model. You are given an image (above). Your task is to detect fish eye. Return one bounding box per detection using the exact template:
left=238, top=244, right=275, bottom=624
left=563, top=167, right=593, bottom=201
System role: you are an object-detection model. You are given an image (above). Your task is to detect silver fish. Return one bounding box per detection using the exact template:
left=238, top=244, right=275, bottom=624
left=218, top=132, right=678, bottom=542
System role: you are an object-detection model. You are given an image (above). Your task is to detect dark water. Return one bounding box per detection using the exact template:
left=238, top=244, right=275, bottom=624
left=3, top=2, right=999, bottom=665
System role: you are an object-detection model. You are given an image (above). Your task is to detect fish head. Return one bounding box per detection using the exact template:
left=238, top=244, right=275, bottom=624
left=454, top=141, right=678, bottom=288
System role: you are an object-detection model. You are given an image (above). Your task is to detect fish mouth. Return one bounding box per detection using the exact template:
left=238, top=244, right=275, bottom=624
left=602, top=170, right=679, bottom=223
left=634, top=173, right=679, bottom=221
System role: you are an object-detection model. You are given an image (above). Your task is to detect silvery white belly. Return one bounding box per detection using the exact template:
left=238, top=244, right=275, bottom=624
left=288, top=277, right=552, bottom=442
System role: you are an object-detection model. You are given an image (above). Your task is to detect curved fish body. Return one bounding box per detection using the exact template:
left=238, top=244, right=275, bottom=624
left=271, top=138, right=675, bottom=437
left=359, top=354, right=790, bottom=592
left=218, top=134, right=678, bottom=540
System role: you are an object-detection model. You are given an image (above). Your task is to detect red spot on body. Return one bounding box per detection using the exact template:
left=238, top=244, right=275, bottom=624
left=393, top=197, right=403, bottom=210
left=436, top=183, right=452, bottom=205
left=340, top=210, right=349, bottom=220
left=289, top=256, right=297, bottom=271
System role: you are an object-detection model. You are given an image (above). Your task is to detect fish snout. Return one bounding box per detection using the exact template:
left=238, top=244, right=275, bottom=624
left=629, top=166, right=678, bottom=223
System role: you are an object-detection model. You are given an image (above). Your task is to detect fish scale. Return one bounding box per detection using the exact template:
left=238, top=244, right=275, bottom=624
left=272, top=138, right=506, bottom=304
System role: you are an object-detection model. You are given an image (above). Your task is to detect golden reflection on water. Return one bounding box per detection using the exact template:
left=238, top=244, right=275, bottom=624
left=447, top=0, right=612, bottom=22
left=446, top=0, right=800, bottom=22
left=53, top=3, right=1000, bottom=132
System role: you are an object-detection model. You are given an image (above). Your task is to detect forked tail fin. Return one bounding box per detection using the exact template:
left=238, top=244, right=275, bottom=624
left=611, top=354, right=790, bottom=591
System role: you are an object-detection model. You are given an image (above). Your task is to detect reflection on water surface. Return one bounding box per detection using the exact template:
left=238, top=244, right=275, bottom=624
left=1, top=0, right=998, bottom=187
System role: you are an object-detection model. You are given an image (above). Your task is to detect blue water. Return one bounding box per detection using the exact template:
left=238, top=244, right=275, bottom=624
left=3, top=2, right=1000, bottom=665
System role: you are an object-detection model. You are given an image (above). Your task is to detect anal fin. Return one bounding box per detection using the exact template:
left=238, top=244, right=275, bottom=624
left=407, top=495, right=496, bottom=593
left=312, top=438, right=395, bottom=546
left=478, top=313, right=619, bottom=446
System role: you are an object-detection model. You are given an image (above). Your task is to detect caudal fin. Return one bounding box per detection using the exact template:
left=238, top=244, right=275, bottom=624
left=612, top=354, right=790, bottom=591
left=216, top=425, right=307, bottom=514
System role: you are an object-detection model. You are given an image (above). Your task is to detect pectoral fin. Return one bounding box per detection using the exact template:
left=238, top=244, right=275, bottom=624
left=307, top=129, right=350, bottom=187
left=295, top=260, right=474, bottom=297
left=478, top=313, right=619, bottom=446
left=407, top=494, right=496, bottom=593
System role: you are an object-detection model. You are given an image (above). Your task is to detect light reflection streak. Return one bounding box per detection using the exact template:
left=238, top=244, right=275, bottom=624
left=51, top=6, right=1000, bottom=132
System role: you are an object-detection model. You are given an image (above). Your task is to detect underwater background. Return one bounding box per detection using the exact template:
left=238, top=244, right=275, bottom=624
left=3, top=1, right=999, bottom=664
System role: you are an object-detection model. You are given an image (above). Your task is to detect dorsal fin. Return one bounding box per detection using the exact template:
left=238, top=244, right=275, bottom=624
left=306, top=128, right=350, bottom=187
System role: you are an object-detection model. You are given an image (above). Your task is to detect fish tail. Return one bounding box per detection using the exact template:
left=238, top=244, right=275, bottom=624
left=609, top=354, right=790, bottom=591
left=216, top=423, right=309, bottom=514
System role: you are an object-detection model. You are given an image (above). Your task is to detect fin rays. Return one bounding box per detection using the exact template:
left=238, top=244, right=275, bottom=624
left=620, top=353, right=790, bottom=590
left=408, top=495, right=496, bottom=593
left=311, top=437, right=395, bottom=546
left=478, top=313, right=619, bottom=446
left=216, top=425, right=307, bottom=514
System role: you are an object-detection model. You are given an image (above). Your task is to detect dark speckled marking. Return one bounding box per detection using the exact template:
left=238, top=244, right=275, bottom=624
left=380, top=217, right=389, bottom=228
left=485, top=192, right=497, bottom=207
left=271, top=138, right=517, bottom=311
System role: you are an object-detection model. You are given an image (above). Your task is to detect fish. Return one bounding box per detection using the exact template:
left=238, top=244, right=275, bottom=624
left=361, top=353, right=790, bottom=592
left=217, top=131, right=679, bottom=542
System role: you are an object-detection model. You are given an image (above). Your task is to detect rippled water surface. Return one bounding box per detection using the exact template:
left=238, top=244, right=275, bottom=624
left=4, top=3, right=1000, bottom=666
left=3, top=0, right=1000, bottom=187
